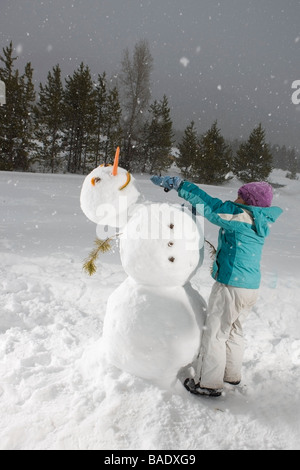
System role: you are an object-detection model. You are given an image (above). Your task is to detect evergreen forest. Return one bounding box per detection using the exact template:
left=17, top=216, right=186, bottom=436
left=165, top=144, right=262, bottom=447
left=0, top=40, right=299, bottom=183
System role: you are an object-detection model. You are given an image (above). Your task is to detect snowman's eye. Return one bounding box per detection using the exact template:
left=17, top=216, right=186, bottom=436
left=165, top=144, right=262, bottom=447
left=91, top=177, right=101, bottom=186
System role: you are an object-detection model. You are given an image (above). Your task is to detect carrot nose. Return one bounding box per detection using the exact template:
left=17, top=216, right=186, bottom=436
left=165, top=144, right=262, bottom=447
left=112, top=147, right=120, bottom=176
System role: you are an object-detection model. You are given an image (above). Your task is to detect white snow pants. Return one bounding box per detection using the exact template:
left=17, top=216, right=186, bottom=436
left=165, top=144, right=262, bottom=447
left=196, top=282, right=259, bottom=390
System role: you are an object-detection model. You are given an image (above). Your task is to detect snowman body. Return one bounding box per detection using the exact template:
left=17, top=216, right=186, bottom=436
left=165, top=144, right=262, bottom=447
left=104, top=277, right=206, bottom=388
left=80, top=162, right=206, bottom=388
left=103, top=203, right=206, bottom=387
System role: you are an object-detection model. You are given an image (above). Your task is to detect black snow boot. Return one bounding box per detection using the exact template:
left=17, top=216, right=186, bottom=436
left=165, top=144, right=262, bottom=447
left=183, top=378, right=222, bottom=398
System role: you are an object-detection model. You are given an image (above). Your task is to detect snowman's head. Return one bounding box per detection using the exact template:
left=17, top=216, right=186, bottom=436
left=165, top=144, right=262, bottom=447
left=80, top=148, right=140, bottom=228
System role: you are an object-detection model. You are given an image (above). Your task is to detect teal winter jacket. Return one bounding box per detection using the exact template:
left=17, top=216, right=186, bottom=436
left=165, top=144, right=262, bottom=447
left=178, top=181, right=283, bottom=289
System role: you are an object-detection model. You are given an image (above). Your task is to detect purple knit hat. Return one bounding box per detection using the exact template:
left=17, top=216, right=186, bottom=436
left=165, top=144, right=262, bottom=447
left=238, top=182, right=273, bottom=207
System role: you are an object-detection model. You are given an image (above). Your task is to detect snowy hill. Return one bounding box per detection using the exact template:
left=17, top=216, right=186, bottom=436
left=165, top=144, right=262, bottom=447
left=0, top=169, right=299, bottom=450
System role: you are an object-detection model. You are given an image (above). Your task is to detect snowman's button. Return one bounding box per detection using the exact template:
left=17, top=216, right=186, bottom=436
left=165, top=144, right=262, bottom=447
left=168, top=241, right=174, bottom=247
left=169, top=223, right=174, bottom=229
left=168, top=256, right=175, bottom=263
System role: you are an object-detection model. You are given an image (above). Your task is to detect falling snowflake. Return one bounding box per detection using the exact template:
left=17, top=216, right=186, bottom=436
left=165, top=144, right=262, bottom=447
left=180, top=57, right=190, bottom=67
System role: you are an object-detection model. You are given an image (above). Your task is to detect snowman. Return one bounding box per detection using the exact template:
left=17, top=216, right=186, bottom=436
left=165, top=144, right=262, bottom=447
left=80, top=148, right=206, bottom=388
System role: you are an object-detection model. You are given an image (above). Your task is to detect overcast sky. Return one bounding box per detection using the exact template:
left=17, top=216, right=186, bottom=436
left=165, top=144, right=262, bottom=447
left=1, top=0, right=299, bottom=148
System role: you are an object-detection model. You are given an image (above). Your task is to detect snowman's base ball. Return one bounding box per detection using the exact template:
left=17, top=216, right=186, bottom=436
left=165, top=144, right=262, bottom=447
left=103, top=277, right=206, bottom=388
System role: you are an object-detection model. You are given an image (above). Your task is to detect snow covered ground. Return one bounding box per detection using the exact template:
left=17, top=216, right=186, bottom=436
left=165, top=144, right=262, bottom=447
left=0, top=169, right=299, bottom=450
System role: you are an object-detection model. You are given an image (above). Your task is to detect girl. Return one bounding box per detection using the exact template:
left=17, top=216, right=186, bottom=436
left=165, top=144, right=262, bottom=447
left=151, top=176, right=283, bottom=397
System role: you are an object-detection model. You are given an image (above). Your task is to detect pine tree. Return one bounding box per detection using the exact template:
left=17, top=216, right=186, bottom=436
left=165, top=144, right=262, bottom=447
left=34, top=64, right=65, bottom=172
left=141, top=95, right=174, bottom=174
left=270, top=143, right=300, bottom=173
left=176, top=121, right=200, bottom=178
left=93, top=73, right=122, bottom=167
left=286, top=147, right=298, bottom=179
left=14, top=62, right=36, bottom=171
left=63, top=63, right=97, bottom=173
left=102, top=86, right=123, bottom=164
left=233, top=123, right=273, bottom=182
left=0, top=43, right=36, bottom=171
left=194, top=121, right=232, bottom=184
left=119, top=39, right=153, bottom=170
left=93, top=72, right=107, bottom=167
left=0, top=43, right=23, bottom=170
